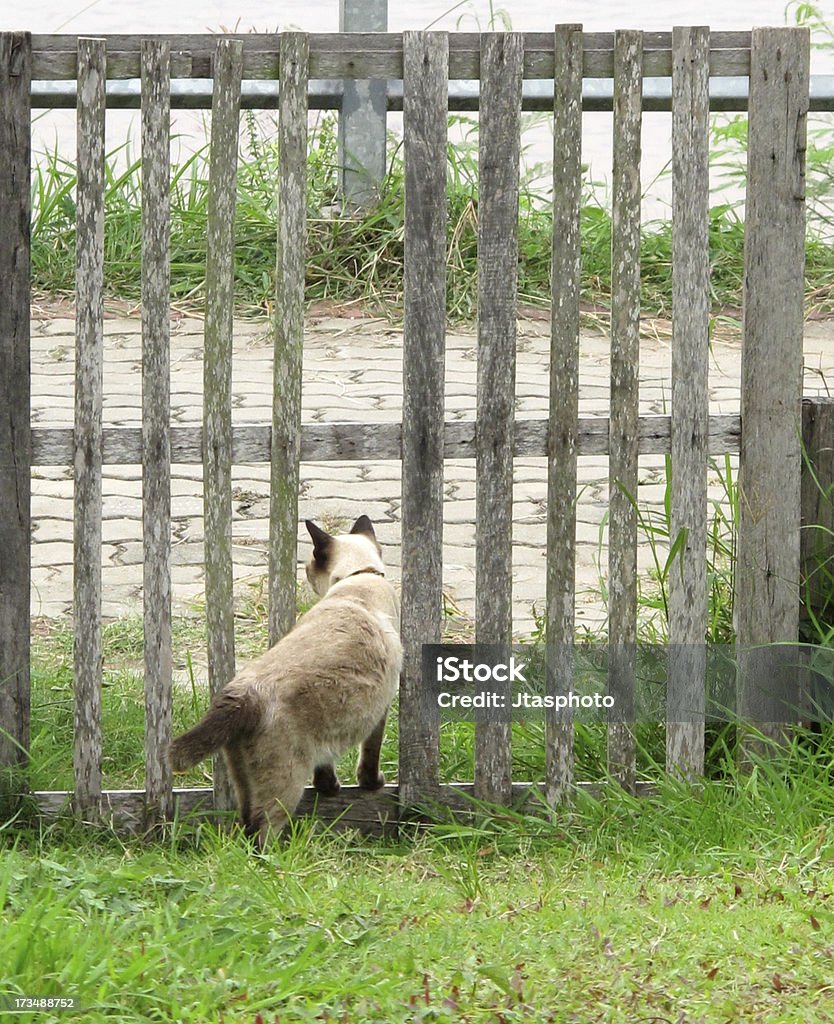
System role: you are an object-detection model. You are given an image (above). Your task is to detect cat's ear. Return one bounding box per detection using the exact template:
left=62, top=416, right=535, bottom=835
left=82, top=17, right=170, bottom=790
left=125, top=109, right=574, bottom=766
left=349, top=515, right=376, bottom=539
left=305, top=520, right=333, bottom=566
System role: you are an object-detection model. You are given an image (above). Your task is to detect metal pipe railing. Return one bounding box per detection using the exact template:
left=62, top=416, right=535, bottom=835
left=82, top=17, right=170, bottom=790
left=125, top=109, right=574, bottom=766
left=29, top=74, right=834, bottom=111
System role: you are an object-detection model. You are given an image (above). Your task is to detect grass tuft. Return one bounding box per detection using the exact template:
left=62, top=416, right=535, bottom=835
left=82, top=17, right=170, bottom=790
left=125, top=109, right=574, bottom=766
left=30, top=111, right=834, bottom=321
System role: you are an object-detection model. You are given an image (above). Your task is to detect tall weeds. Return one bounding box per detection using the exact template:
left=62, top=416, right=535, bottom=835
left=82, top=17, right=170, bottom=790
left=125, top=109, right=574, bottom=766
left=30, top=105, right=834, bottom=318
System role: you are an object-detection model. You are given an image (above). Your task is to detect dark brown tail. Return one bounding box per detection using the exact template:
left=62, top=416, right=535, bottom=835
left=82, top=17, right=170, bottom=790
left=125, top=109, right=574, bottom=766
left=169, top=690, right=260, bottom=772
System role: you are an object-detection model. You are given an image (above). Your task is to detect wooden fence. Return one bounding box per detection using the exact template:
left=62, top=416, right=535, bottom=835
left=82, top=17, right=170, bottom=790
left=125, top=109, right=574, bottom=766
left=0, top=27, right=817, bottom=832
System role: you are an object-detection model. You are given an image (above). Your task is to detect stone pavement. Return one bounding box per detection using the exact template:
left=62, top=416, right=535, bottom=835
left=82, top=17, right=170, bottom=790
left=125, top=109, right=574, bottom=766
left=29, top=309, right=834, bottom=638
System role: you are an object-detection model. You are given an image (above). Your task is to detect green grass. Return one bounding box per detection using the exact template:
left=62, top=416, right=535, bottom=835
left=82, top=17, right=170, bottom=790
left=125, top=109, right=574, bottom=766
left=4, top=746, right=834, bottom=1022
left=29, top=110, right=834, bottom=322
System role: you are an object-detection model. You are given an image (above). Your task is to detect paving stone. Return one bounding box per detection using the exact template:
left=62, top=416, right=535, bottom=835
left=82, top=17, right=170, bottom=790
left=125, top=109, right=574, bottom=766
left=32, top=541, right=74, bottom=567
left=32, top=519, right=78, bottom=543
left=436, top=499, right=472, bottom=525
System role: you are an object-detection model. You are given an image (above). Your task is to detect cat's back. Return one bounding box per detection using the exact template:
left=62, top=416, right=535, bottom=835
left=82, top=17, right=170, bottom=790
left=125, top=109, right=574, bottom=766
left=233, top=576, right=401, bottom=715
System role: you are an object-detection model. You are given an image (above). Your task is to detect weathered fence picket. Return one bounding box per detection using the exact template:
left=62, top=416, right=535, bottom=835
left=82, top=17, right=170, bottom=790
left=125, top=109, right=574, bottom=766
left=203, top=37, right=242, bottom=811
left=0, top=27, right=821, bottom=833
left=474, top=32, right=523, bottom=805
left=141, top=39, right=173, bottom=822
left=0, top=32, right=32, bottom=812
left=545, top=24, right=583, bottom=805
left=73, top=37, right=106, bottom=816
left=736, top=28, right=809, bottom=744
left=667, top=25, right=710, bottom=779
left=268, top=32, right=308, bottom=647
left=607, top=29, right=643, bottom=792
left=399, top=30, right=449, bottom=807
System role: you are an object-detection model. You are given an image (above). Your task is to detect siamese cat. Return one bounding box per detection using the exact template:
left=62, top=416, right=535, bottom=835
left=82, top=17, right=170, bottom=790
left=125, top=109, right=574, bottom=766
left=169, top=515, right=401, bottom=845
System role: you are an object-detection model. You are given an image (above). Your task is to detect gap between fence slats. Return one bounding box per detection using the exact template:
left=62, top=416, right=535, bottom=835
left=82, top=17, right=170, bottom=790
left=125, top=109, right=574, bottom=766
left=474, top=32, right=523, bottom=805
left=399, top=30, right=448, bottom=808
left=736, top=28, right=809, bottom=748
left=0, top=32, right=32, bottom=811
left=667, top=26, right=710, bottom=779
left=203, top=38, right=242, bottom=811
left=545, top=24, right=583, bottom=805
left=73, top=37, right=106, bottom=816
left=607, top=29, right=642, bottom=793
left=268, top=32, right=308, bottom=647
left=141, top=39, right=173, bottom=822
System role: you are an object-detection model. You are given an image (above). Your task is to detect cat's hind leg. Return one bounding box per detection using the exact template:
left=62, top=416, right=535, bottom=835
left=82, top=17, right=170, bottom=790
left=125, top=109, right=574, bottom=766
left=223, top=741, right=254, bottom=831
left=248, top=760, right=309, bottom=849
left=357, top=713, right=388, bottom=790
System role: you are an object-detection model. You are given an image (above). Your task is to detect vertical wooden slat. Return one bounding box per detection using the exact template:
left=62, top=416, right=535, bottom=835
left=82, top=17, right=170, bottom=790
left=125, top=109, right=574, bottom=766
left=607, top=29, right=642, bottom=792
left=545, top=24, right=583, bottom=805
left=399, top=30, right=448, bottom=808
left=474, top=32, right=523, bottom=805
left=141, top=39, right=172, bottom=822
left=268, top=32, right=308, bottom=647
left=737, top=28, right=809, bottom=745
left=73, top=37, right=106, bottom=816
left=72, top=37, right=106, bottom=815
left=667, top=26, right=710, bottom=779
left=204, top=38, right=242, bottom=811
left=0, top=32, right=32, bottom=813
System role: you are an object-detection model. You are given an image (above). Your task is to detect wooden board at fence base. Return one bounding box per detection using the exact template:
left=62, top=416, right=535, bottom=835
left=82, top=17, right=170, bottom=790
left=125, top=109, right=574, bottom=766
left=203, top=38, right=242, bottom=812
left=141, top=39, right=173, bottom=823
left=0, top=32, right=32, bottom=813
left=31, top=781, right=657, bottom=836
left=474, top=33, right=523, bottom=806
left=73, top=37, right=106, bottom=817
left=736, top=28, right=809, bottom=748
left=546, top=24, right=583, bottom=805
left=607, top=30, right=642, bottom=793
left=667, top=26, right=710, bottom=780
left=399, top=31, right=448, bottom=808
left=269, top=33, right=308, bottom=647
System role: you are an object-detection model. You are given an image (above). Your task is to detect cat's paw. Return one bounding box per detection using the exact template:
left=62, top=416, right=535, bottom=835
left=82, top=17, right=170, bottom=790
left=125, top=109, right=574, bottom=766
left=313, top=765, right=341, bottom=797
left=357, top=768, right=386, bottom=791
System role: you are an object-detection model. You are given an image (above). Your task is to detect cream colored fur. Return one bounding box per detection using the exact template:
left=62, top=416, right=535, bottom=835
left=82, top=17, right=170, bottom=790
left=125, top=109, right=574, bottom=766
left=169, top=516, right=401, bottom=846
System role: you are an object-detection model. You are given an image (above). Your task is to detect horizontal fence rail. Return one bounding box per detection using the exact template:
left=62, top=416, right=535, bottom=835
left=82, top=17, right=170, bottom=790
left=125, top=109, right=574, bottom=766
left=28, top=415, right=745, bottom=464
left=0, top=27, right=821, bottom=834
left=22, top=30, right=803, bottom=79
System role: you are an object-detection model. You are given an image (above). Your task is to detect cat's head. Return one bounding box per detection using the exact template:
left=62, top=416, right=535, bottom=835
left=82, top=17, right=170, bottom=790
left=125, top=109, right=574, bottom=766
left=304, top=515, right=385, bottom=596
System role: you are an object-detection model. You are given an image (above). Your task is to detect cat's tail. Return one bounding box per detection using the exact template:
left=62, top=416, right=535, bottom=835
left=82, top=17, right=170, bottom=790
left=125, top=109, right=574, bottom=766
left=169, top=690, right=260, bottom=771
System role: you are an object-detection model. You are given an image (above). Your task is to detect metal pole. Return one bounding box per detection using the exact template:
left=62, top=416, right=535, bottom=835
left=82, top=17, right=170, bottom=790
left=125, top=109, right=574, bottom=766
left=338, top=0, right=388, bottom=208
